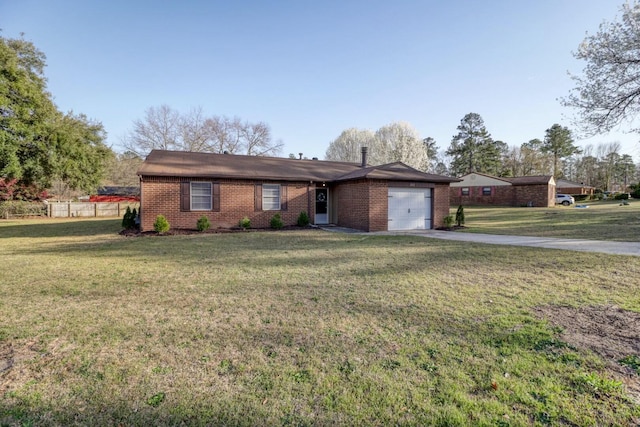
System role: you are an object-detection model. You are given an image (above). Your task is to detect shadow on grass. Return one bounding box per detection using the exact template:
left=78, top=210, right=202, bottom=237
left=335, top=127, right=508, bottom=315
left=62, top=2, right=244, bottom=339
left=8, top=230, right=477, bottom=277
left=0, top=402, right=295, bottom=427
left=0, top=218, right=122, bottom=239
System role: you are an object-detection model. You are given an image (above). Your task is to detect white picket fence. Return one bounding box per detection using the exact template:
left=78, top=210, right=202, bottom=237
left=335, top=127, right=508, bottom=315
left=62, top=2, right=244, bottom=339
left=48, top=202, right=140, bottom=218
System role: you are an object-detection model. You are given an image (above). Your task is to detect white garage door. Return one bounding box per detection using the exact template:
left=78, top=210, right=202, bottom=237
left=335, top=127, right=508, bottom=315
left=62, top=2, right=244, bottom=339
left=388, top=188, right=432, bottom=231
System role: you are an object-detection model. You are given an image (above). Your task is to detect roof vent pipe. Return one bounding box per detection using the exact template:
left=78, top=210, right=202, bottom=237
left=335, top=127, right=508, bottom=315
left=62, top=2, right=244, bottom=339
left=361, top=146, right=368, bottom=167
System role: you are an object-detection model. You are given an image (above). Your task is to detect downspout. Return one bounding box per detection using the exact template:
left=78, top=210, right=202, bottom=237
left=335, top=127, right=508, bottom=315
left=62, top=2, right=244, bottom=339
left=138, top=175, right=143, bottom=231
left=307, top=181, right=312, bottom=222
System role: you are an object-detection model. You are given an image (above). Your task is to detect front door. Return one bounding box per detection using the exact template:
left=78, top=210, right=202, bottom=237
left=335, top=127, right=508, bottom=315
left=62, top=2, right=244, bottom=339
left=315, top=188, right=328, bottom=224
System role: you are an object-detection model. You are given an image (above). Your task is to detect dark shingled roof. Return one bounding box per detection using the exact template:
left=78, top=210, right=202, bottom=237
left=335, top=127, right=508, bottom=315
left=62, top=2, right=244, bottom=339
left=137, top=150, right=459, bottom=183
left=556, top=179, right=595, bottom=189
left=503, top=175, right=554, bottom=185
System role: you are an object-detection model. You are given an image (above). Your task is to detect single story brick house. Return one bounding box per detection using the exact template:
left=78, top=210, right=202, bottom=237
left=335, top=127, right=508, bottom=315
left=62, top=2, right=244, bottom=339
left=556, top=179, right=595, bottom=196
left=136, top=149, right=459, bottom=232
left=450, top=172, right=555, bottom=207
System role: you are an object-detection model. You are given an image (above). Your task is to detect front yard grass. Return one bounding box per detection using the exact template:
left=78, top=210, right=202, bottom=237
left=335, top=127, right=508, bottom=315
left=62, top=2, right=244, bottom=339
left=453, top=200, right=640, bottom=241
left=1, top=218, right=639, bottom=425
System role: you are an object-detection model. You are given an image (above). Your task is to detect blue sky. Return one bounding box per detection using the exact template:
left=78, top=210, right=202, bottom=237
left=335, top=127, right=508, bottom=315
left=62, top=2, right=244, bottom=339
left=2, top=0, right=638, bottom=162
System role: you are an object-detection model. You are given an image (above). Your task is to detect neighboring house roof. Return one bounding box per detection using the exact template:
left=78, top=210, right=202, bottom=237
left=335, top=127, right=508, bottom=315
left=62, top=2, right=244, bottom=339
left=556, top=179, right=595, bottom=189
left=137, top=150, right=459, bottom=183
left=450, top=172, right=513, bottom=187
left=450, top=173, right=555, bottom=187
left=97, top=186, right=140, bottom=196
left=504, top=176, right=555, bottom=186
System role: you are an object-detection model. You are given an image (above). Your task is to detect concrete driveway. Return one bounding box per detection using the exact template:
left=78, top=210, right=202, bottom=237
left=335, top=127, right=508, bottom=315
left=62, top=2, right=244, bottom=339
left=375, top=230, right=640, bottom=256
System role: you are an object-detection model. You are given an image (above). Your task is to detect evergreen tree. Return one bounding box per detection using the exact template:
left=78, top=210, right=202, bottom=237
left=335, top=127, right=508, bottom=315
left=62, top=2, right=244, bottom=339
left=541, top=124, right=581, bottom=178
left=447, top=113, right=506, bottom=176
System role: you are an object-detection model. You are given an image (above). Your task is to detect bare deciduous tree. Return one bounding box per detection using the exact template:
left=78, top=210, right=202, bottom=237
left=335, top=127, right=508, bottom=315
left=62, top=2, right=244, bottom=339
left=124, top=105, right=181, bottom=156
left=123, top=106, right=282, bottom=157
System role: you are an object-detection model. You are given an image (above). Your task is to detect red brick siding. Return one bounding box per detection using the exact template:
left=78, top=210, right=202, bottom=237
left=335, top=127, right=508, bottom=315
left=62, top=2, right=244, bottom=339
left=450, top=184, right=554, bottom=207
left=334, top=180, right=371, bottom=231
left=368, top=181, right=389, bottom=232
left=335, top=180, right=451, bottom=231
left=140, top=177, right=312, bottom=231
left=433, top=183, right=451, bottom=228
left=141, top=176, right=452, bottom=232
left=450, top=185, right=514, bottom=206
left=559, top=186, right=594, bottom=196
left=513, top=184, right=555, bottom=207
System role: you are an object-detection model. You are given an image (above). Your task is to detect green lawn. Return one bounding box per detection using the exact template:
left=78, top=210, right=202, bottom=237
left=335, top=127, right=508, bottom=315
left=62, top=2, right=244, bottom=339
left=1, top=218, right=639, bottom=425
left=453, top=200, right=640, bottom=241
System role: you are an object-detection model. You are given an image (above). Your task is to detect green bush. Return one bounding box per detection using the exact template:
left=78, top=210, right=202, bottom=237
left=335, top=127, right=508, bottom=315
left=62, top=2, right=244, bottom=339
left=270, top=213, right=284, bottom=229
left=630, top=183, right=640, bottom=199
left=196, top=216, right=211, bottom=232
left=297, top=211, right=310, bottom=227
left=122, top=206, right=135, bottom=229
left=455, top=205, right=465, bottom=226
left=239, top=216, right=251, bottom=229
left=614, top=193, right=629, bottom=200
left=153, top=215, right=170, bottom=233
left=443, top=215, right=454, bottom=229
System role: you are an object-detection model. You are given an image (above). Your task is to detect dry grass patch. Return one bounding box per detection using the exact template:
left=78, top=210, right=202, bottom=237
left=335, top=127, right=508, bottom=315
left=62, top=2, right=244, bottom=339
left=1, top=218, right=639, bottom=425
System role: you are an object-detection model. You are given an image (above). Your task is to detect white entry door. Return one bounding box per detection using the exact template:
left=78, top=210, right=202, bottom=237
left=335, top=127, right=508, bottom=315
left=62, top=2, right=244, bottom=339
left=388, top=188, right=432, bottom=230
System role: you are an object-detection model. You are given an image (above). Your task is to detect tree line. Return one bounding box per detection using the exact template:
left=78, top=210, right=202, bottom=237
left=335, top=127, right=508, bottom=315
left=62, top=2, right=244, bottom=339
left=3, top=1, right=640, bottom=200
left=323, top=113, right=638, bottom=191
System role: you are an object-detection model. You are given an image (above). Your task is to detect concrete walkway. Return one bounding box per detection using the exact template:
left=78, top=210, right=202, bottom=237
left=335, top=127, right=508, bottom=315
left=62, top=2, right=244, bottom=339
left=320, top=226, right=640, bottom=256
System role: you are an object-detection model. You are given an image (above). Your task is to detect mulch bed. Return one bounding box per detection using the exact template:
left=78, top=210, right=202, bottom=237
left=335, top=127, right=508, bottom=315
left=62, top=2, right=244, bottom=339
left=119, top=225, right=316, bottom=237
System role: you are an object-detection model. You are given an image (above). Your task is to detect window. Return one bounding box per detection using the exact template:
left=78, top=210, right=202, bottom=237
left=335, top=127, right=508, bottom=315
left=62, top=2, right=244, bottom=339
left=180, top=181, right=219, bottom=212
left=191, top=182, right=212, bottom=210
left=461, top=187, right=470, bottom=196
left=482, top=187, right=492, bottom=196
left=255, top=183, right=287, bottom=211
left=262, top=184, right=281, bottom=210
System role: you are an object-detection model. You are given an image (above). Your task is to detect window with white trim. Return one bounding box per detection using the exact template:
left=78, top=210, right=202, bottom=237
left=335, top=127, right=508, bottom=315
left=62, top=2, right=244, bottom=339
left=191, top=182, right=212, bottom=210
left=461, top=187, right=470, bottom=196
left=262, top=184, right=281, bottom=210
left=482, top=186, right=492, bottom=196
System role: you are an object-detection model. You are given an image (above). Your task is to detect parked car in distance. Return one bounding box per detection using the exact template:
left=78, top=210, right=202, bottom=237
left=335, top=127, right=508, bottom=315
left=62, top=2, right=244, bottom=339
left=555, top=194, right=575, bottom=206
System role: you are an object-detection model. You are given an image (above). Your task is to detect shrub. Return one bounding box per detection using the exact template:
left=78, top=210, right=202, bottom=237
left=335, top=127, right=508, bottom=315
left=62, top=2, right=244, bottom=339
left=270, top=213, right=284, bottom=229
left=153, top=215, right=170, bottom=233
left=630, top=183, right=640, bottom=199
left=197, top=216, right=211, bottom=232
left=614, top=193, right=629, bottom=200
left=455, top=205, right=465, bottom=227
left=297, top=211, right=310, bottom=227
left=443, top=215, right=454, bottom=229
left=239, top=216, right=251, bottom=229
left=122, top=206, right=135, bottom=229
